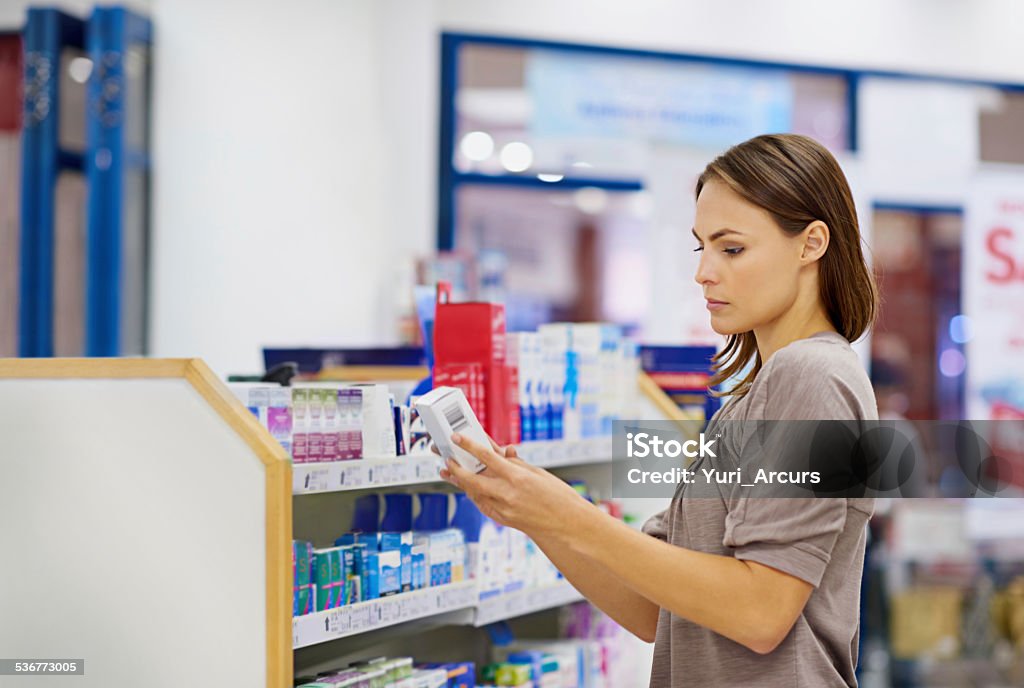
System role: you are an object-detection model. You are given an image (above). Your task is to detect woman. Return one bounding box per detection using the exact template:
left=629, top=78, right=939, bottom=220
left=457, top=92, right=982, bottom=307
left=441, top=133, right=878, bottom=687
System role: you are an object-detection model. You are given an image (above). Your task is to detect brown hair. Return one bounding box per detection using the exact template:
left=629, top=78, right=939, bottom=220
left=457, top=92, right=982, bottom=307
left=696, top=133, right=878, bottom=397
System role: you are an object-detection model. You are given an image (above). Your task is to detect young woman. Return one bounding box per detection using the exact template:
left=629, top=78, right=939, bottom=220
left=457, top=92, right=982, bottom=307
left=441, top=134, right=879, bottom=687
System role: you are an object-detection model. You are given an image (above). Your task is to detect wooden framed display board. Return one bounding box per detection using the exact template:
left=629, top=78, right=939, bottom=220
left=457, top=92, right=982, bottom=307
left=0, top=358, right=291, bottom=687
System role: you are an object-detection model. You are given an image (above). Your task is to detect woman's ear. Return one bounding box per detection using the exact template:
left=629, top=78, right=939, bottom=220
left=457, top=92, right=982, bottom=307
left=801, top=221, right=830, bottom=263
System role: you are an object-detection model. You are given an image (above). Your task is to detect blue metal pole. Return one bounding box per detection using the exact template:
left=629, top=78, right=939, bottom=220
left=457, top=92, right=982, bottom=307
left=437, top=34, right=459, bottom=251
left=85, top=7, right=123, bottom=356
left=18, top=9, right=60, bottom=356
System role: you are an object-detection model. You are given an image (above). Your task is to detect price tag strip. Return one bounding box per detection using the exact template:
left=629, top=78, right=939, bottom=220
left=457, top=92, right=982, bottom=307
left=292, top=441, right=612, bottom=495
left=292, top=580, right=583, bottom=648
left=472, top=580, right=583, bottom=627
left=292, top=454, right=442, bottom=495
left=292, top=581, right=477, bottom=649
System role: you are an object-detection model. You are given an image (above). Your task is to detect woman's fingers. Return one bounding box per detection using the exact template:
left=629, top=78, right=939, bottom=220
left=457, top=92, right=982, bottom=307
left=451, top=433, right=510, bottom=475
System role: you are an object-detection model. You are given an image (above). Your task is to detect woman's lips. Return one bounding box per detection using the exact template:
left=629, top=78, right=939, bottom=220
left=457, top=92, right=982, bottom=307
left=706, top=299, right=728, bottom=311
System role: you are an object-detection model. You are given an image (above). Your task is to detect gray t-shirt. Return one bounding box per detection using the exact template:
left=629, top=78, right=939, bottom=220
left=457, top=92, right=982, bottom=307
left=642, top=331, right=877, bottom=687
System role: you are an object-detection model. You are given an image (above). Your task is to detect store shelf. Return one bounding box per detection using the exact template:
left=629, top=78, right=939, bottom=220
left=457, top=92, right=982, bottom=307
left=292, top=580, right=585, bottom=648
left=292, top=581, right=477, bottom=649
left=292, top=438, right=613, bottom=495
left=473, top=580, right=583, bottom=627
left=514, top=438, right=612, bottom=469
left=293, top=454, right=442, bottom=494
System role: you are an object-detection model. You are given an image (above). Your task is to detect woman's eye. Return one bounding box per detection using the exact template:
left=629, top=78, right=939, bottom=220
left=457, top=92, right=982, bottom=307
left=723, top=247, right=744, bottom=255
left=693, top=246, right=704, bottom=253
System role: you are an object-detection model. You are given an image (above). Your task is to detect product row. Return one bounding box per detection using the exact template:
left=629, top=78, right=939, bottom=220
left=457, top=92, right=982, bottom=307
left=296, top=602, right=639, bottom=687
left=293, top=485, right=616, bottom=616
left=235, top=320, right=640, bottom=464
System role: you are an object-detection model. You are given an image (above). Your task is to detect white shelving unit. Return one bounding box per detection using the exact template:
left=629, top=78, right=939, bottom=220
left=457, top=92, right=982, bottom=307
left=293, top=582, right=477, bottom=649
left=293, top=454, right=442, bottom=494
left=473, top=580, right=583, bottom=627
left=291, top=438, right=613, bottom=495
left=292, top=579, right=585, bottom=649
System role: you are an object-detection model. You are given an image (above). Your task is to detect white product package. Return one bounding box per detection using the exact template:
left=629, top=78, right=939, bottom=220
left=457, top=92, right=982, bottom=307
left=413, top=386, right=490, bottom=473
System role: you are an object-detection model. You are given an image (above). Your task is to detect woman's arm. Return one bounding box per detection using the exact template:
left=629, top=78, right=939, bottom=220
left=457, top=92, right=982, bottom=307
left=556, top=500, right=813, bottom=654
left=462, top=441, right=661, bottom=641
left=442, top=434, right=813, bottom=655
left=529, top=530, right=661, bottom=642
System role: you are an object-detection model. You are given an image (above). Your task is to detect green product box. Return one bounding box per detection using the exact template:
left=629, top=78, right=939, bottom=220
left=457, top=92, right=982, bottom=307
left=329, top=548, right=345, bottom=609
left=293, top=541, right=313, bottom=587
left=495, top=663, right=532, bottom=685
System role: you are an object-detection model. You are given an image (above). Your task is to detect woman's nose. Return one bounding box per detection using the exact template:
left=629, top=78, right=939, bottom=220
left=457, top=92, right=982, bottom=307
left=694, top=253, right=716, bottom=286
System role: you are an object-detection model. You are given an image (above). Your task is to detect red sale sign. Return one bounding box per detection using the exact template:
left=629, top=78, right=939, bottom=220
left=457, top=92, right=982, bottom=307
left=964, top=172, right=1024, bottom=420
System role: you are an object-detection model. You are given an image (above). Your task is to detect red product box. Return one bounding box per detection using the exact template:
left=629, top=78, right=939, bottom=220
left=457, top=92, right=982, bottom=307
left=506, top=364, right=520, bottom=445
left=434, top=363, right=486, bottom=427
left=433, top=282, right=510, bottom=444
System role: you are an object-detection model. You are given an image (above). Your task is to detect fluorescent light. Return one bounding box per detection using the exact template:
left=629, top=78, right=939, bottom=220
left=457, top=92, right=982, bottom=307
left=500, top=142, right=533, bottom=173
left=459, top=131, right=494, bottom=162
left=68, top=57, right=93, bottom=83
left=574, top=187, right=608, bottom=214
left=949, top=314, right=973, bottom=344
left=537, top=173, right=564, bottom=183
left=939, top=348, right=966, bottom=377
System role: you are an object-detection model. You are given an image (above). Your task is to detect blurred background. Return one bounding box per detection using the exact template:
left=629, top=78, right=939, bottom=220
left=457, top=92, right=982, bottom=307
left=2, top=1, right=1024, bottom=685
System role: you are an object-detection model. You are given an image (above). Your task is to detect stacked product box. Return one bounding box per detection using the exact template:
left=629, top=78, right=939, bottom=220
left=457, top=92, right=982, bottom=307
left=537, top=324, right=569, bottom=441
left=333, top=531, right=452, bottom=598
left=433, top=281, right=514, bottom=445
left=350, top=383, right=398, bottom=459
left=227, top=383, right=293, bottom=455
left=296, top=658, right=458, bottom=688
left=433, top=363, right=486, bottom=429
left=638, top=345, right=719, bottom=423
left=451, top=493, right=560, bottom=603
left=231, top=380, right=422, bottom=463
left=502, top=323, right=640, bottom=443
left=418, top=663, right=474, bottom=688
left=293, top=541, right=314, bottom=616
left=313, top=547, right=347, bottom=611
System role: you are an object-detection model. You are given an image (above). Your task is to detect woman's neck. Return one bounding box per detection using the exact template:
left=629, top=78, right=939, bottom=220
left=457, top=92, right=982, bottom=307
left=754, top=312, right=837, bottom=364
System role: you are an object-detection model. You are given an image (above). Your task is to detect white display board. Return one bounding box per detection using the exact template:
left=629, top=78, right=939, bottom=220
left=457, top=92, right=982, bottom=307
left=0, top=360, right=290, bottom=688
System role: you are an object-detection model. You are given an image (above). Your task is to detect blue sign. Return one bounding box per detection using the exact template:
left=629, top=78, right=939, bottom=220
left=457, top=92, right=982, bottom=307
left=526, top=50, right=793, bottom=149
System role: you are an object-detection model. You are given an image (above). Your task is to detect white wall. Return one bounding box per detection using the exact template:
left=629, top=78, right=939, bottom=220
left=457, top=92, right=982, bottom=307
left=436, top=0, right=1024, bottom=83
left=146, top=0, right=1024, bottom=374
left=150, top=0, right=436, bottom=375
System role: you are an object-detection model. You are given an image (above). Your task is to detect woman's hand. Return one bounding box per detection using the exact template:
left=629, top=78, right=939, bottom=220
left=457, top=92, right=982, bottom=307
left=439, top=433, right=590, bottom=540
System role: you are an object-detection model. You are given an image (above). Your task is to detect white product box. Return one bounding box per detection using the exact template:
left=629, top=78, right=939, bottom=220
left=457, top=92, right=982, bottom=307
left=413, top=386, right=490, bottom=473
left=350, top=383, right=397, bottom=458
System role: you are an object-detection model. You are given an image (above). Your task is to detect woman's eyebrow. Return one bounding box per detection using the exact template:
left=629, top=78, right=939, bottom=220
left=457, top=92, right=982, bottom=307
left=691, top=227, right=743, bottom=242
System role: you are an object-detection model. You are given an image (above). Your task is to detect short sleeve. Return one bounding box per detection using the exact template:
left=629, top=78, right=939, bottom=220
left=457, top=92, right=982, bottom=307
left=763, top=344, right=874, bottom=422
left=723, top=498, right=847, bottom=587
left=641, top=507, right=670, bottom=542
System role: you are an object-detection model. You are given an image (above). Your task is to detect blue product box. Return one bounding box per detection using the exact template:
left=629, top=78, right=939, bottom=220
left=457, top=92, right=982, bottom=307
left=340, top=546, right=359, bottom=604
left=381, top=532, right=413, bottom=593
left=420, top=662, right=474, bottom=688
left=362, top=551, right=380, bottom=600
left=335, top=532, right=383, bottom=550
left=378, top=549, right=401, bottom=596
left=411, top=546, right=426, bottom=590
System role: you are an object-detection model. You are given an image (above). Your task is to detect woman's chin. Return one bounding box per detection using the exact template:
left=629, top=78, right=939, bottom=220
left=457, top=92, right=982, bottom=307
left=709, top=316, right=745, bottom=336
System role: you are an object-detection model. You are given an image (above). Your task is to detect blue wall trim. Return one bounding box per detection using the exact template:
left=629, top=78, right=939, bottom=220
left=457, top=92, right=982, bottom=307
left=872, top=202, right=965, bottom=216
left=454, top=172, right=644, bottom=192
